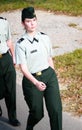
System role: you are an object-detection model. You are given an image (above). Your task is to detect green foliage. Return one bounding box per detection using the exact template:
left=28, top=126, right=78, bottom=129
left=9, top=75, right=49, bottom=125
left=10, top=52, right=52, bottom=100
left=0, top=0, right=82, bottom=15
left=54, top=49, right=82, bottom=79
left=53, top=49, right=82, bottom=116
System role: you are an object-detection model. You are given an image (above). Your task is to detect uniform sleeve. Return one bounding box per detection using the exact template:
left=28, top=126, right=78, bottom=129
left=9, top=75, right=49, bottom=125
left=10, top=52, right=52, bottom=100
left=15, top=43, right=27, bottom=65
left=6, top=20, right=12, bottom=40
left=46, top=36, right=53, bottom=57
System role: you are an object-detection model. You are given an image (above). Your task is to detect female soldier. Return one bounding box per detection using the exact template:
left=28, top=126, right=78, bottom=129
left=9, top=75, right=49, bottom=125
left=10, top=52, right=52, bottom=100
left=15, top=7, right=62, bottom=130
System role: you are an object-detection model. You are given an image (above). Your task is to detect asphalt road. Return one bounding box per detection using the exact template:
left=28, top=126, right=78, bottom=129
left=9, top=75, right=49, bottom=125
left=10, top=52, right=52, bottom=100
left=0, top=82, right=82, bottom=130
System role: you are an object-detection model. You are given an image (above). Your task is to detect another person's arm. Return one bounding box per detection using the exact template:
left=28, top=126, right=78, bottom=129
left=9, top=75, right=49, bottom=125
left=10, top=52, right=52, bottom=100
left=6, top=20, right=16, bottom=64
left=7, top=39, right=16, bottom=65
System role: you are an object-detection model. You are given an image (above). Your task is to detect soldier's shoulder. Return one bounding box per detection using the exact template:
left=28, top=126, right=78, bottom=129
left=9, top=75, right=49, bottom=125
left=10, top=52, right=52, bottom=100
left=17, top=38, right=24, bottom=44
left=40, top=32, right=47, bottom=35
left=40, top=32, right=49, bottom=38
left=40, top=32, right=49, bottom=39
left=0, top=17, right=7, bottom=20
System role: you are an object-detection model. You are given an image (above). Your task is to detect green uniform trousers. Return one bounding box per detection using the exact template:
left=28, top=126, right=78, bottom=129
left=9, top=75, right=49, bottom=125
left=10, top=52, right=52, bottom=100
left=0, top=52, right=17, bottom=121
left=0, top=77, right=5, bottom=99
left=22, top=67, right=62, bottom=130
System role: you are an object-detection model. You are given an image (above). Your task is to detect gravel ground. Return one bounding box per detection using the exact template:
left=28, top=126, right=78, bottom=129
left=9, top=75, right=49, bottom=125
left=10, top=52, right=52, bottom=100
left=0, top=9, right=82, bottom=56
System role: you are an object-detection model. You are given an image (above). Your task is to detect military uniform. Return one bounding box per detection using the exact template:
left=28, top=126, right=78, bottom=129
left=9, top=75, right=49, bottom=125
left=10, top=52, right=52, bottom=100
left=0, top=17, right=20, bottom=126
left=16, top=31, right=62, bottom=130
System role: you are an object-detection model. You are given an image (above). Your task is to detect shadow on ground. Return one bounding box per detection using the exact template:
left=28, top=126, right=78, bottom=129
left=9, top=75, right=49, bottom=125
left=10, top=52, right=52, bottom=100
left=0, top=116, right=15, bottom=130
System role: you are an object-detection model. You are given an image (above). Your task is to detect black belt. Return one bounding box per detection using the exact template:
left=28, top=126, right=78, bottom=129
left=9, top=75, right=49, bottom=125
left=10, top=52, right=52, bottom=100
left=0, top=51, right=9, bottom=58
left=32, top=67, right=49, bottom=76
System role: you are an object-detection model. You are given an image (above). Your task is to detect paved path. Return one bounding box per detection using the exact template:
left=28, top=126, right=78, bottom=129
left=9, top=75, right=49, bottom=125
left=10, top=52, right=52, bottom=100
left=0, top=70, right=82, bottom=130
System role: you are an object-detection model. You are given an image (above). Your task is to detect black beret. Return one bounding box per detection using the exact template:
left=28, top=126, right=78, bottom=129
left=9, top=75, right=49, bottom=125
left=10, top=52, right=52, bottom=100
left=22, top=7, right=36, bottom=22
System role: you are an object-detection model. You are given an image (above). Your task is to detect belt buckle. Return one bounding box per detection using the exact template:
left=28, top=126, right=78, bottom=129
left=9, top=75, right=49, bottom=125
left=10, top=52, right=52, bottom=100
left=0, top=54, right=2, bottom=58
left=36, top=71, right=42, bottom=76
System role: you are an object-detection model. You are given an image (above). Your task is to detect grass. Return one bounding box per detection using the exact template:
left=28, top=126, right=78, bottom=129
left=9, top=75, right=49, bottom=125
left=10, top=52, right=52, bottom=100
left=68, top=23, right=77, bottom=28
left=0, top=0, right=82, bottom=16
left=53, top=49, right=82, bottom=116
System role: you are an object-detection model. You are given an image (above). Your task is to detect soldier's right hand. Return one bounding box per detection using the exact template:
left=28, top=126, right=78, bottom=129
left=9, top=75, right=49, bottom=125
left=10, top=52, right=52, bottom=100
left=35, top=81, right=47, bottom=91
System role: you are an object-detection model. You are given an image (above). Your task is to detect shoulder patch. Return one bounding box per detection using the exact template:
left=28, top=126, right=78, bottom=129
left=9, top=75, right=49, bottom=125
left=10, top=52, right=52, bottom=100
left=40, top=32, right=46, bottom=35
left=0, top=17, right=6, bottom=20
left=17, top=38, right=24, bottom=44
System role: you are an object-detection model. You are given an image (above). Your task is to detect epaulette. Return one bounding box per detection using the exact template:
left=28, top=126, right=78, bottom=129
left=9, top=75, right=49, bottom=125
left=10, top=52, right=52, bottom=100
left=40, top=32, right=46, bottom=35
left=17, top=38, right=24, bottom=44
left=0, top=17, right=7, bottom=20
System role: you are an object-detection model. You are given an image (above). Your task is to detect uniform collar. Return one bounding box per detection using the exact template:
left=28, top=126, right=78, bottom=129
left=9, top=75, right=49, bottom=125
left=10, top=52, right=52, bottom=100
left=24, top=32, right=39, bottom=44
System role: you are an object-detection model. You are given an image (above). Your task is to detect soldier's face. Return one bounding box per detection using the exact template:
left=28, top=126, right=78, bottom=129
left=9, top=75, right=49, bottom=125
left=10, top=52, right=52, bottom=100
left=22, top=17, right=37, bottom=33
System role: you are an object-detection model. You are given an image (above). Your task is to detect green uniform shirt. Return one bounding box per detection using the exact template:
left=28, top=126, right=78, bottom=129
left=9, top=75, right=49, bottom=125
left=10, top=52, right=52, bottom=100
left=15, top=32, right=53, bottom=73
left=0, top=18, right=11, bottom=54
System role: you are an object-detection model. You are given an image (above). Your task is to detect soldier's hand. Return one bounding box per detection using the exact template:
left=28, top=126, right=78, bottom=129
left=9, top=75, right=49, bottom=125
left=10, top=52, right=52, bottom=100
left=35, top=81, right=47, bottom=91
